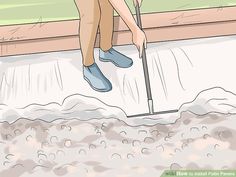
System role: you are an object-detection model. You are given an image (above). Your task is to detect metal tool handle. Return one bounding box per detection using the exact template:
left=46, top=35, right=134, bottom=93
left=135, top=5, right=154, bottom=114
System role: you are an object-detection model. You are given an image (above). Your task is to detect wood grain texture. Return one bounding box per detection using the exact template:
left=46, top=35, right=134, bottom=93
left=1, top=6, right=236, bottom=56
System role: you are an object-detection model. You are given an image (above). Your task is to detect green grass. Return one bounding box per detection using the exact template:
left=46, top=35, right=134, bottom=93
left=1, top=0, right=236, bottom=26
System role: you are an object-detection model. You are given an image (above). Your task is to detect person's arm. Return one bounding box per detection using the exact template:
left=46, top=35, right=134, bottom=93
left=108, top=0, right=146, bottom=58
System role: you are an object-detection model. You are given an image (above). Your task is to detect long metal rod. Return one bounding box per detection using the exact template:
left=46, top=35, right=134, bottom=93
left=135, top=5, right=154, bottom=114
left=127, top=109, right=179, bottom=118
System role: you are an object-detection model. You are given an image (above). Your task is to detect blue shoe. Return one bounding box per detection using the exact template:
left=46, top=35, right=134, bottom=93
left=83, top=63, right=112, bottom=92
left=99, top=48, right=133, bottom=68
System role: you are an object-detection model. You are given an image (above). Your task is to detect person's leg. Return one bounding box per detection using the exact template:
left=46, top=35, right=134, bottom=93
left=74, top=0, right=112, bottom=92
left=98, top=0, right=133, bottom=68
left=74, top=0, right=100, bottom=66
left=98, top=0, right=114, bottom=51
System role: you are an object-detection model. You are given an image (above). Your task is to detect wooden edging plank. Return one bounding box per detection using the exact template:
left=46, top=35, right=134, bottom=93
left=1, top=6, right=236, bottom=56
left=1, top=20, right=236, bottom=57
left=1, top=6, right=236, bottom=44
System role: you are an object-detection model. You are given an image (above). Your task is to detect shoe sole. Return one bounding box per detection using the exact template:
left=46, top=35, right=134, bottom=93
left=84, top=76, right=112, bottom=92
left=99, top=57, right=133, bottom=68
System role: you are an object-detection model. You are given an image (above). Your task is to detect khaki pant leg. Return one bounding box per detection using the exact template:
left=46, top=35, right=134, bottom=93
left=99, top=0, right=114, bottom=51
left=74, top=0, right=101, bottom=66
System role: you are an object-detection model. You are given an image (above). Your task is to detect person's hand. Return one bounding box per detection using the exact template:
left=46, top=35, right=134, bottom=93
left=132, top=28, right=147, bottom=58
left=133, top=0, right=143, bottom=7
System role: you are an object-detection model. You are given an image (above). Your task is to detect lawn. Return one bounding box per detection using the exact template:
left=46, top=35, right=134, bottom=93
left=1, top=0, right=236, bottom=25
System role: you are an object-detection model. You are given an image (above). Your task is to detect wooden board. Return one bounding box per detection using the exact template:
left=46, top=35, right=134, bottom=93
left=1, top=6, right=236, bottom=57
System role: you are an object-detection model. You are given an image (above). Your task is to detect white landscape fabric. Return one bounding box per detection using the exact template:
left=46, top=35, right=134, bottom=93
left=0, top=35, right=236, bottom=120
